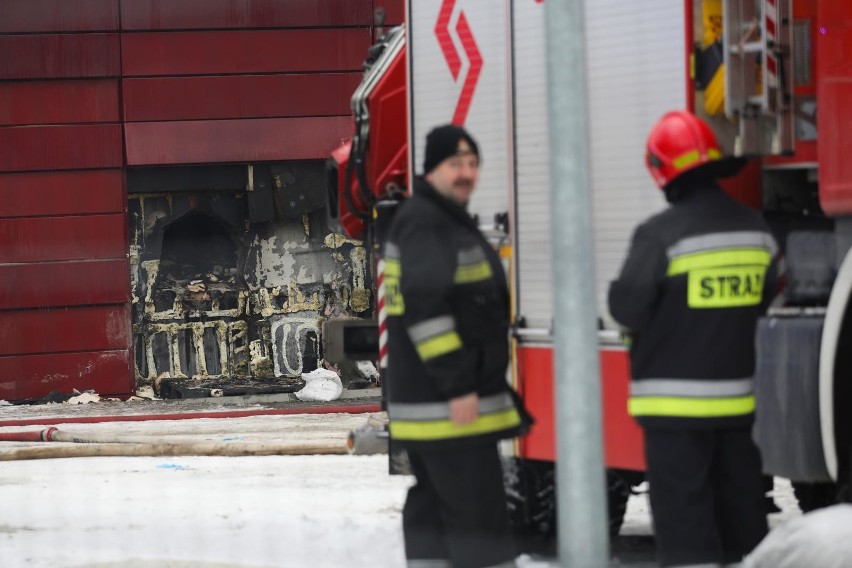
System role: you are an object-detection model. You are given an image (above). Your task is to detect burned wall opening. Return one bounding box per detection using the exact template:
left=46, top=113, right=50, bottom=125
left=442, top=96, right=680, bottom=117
left=127, top=163, right=374, bottom=398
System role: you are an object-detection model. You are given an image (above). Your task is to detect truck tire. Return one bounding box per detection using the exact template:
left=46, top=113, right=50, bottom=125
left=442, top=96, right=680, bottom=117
left=503, top=457, right=556, bottom=556
left=607, top=469, right=644, bottom=537
left=503, top=460, right=645, bottom=551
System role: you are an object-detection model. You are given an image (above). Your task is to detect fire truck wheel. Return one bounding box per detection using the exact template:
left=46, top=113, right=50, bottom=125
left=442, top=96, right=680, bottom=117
left=503, top=458, right=557, bottom=556
left=607, top=469, right=643, bottom=537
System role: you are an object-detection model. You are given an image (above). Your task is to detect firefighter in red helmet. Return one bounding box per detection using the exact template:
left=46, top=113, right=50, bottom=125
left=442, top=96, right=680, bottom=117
left=608, top=110, right=776, bottom=567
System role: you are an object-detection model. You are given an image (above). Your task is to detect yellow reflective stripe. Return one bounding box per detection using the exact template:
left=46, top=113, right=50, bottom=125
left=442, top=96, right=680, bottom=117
left=672, top=148, right=721, bottom=170
left=672, top=150, right=700, bottom=170
left=454, top=260, right=493, bottom=284
left=384, top=259, right=401, bottom=277
left=389, top=408, right=522, bottom=441
left=688, top=266, right=765, bottom=308
left=383, top=259, right=404, bottom=315
left=416, top=331, right=462, bottom=361
left=628, top=395, right=755, bottom=417
left=668, top=248, right=772, bottom=275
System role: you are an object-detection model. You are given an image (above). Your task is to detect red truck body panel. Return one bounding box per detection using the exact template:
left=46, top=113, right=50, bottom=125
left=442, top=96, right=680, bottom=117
left=517, top=345, right=646, bottom=471
left=817, top=0, right=852, bottom=215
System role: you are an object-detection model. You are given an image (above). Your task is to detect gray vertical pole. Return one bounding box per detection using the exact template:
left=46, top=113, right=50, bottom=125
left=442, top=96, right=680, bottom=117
left=544, top=0, right=609, bottom=566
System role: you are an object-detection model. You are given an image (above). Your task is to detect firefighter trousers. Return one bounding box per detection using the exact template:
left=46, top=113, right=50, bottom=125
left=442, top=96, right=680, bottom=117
left=644, top=427, right=769, bottom=567
left=403, top=443, right=516, bottom=568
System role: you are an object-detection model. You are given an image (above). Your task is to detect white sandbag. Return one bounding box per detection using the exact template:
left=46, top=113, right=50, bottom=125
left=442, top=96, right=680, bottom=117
left=295, top=368, right=343, bottom=402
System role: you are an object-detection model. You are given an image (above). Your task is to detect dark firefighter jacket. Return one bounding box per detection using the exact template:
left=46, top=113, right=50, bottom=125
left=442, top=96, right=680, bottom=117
left=608, top=183, right=778, bottom=429
left=384, top=178, right=529, bottom=450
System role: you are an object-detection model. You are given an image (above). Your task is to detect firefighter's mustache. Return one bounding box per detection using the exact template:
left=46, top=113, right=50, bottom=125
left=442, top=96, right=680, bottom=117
left=454, top=179, right=474, bottom=189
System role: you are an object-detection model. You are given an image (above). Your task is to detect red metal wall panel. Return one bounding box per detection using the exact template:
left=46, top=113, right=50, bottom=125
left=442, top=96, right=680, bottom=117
left=122, top=73, right=361, bottom=122
left=124, top=116, right=352, bottom=165
left=0, top=34, right=120, bottom=80
left=121, top=29, right=370, bottom=76
left=120, top=0, right=372, bottom=29
left=0, top=124, right=123, bottom=172
left=0, top=350, right=134, bottom=401
left=0, top=0, right=119, bottom=33
left=0, top=214, right=126, bottom=263
left=0, top=259, right=130, bottom=310
left=0, top=80, right=119, bottom=127
left=0, top=170, right=124, bottom=218
left=817, top=0, right=852, bottom=215
left=0, top=305, right=131, bottom=356
left=381, top=0, right=406, bottom=25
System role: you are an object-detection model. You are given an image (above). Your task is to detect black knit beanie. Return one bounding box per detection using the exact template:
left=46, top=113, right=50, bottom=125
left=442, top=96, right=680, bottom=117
left=423, top=124, right=480, bottom=174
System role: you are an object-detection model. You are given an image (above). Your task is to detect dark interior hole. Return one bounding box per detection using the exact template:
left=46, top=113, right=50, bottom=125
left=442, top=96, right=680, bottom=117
left=219, top=292, right=239, bottom=311
left=159, top=212, right=237, bottom=281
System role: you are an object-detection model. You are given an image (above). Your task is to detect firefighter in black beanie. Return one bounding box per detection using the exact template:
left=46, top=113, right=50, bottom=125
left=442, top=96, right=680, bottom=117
left=384, top=124, right=530, bottom=568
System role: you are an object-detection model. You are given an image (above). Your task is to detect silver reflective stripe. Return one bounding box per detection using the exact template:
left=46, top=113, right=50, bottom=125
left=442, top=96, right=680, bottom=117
left=458, top=245, right=486, bottom=265
left=408, top=315, right=456, bottom=344
left=389, top=391, right=514, bottom=421
left=631, top=378, right=754, bottom=398
left=385, top=241, right=400, bottom=258
left=407, top=560, right=451, bottom=568
left=667, top=231, right=778, bottom=259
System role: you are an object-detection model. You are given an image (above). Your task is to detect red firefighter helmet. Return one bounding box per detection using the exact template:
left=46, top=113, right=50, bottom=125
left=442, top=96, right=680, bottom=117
left=645, top=110, right=723, bottom=189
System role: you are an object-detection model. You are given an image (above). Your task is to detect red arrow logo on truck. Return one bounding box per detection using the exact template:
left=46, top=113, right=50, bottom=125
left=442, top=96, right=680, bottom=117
left=435, top=0, right=483, bottom=125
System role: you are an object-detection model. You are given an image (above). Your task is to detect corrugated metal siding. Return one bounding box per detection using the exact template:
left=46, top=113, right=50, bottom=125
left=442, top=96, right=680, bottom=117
left=383, top=2, right=406, bottom=26
left=0, top=259, right=130, bottom=311
left=0, top=6, right=131, bottom=401
left=0, top=351, right=134, bottom=402
left=0, top=0, right=119, bottom=33
left=0, top=171, right=124, bottom=217
left=0, top=125, right=123, bottom=171
left=119, top=0, right=374, bottom=30
left=586, top=1, right=684, bottom=326
left=408, top=0, right=514, bottom=228
left=122, top=74, right=361, bottom=122
left=124, top=116, right=352, bottom=165
left=0, top=306, right=132, bottom=357
left=0, top=81, right=119, bottom=127
left=120, top=29, right=370, bottom=76
left=0, top=0, right=404, bottom=400
left=0, top=34, right=120, bottom=80
left=0, top=215, right=127, bottom=263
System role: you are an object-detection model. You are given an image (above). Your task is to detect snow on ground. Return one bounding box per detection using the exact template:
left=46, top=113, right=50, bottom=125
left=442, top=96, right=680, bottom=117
left=0, top=410, right=802, bottom=568
left=0, top=454, right=411, bottom=568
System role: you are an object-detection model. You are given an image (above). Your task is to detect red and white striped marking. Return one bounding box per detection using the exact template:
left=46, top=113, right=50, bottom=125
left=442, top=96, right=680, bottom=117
left=377, top=259, right=389, bottom=370
left=764, top=0, right=778, bottom=88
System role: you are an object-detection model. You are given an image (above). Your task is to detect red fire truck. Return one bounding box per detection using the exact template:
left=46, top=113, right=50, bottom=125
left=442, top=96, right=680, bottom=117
left=328, top=0, right=852, bottom=537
